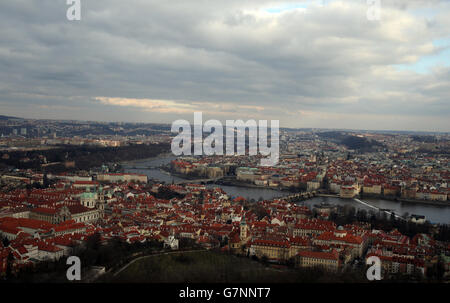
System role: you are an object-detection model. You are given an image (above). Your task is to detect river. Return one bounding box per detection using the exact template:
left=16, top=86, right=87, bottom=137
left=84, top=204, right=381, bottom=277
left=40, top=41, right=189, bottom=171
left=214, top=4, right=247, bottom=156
left=122, top=155, right=450, bottom=225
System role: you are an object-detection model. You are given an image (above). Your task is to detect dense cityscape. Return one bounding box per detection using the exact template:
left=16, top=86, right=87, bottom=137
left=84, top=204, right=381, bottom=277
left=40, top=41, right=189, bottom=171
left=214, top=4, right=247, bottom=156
left=0, top=115, right=449, bottom=282
left=1, top=1, right=450, bottom=295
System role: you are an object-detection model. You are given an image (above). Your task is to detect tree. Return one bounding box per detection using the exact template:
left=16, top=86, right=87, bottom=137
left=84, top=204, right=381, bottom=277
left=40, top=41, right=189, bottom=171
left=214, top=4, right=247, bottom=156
left=261, top=255, right=269, bottom=265
left=87, top=232, right=102, bottom=251
left=390, top=212, right=396, bottom=222
left=2, top=236, right=10, bottom=247
left=5, top=252, right=14, bottom=279
left=43, top=173, right=50, bottom=188
left=435, top=259, right=445, bottom=281
left=251, top=205, right=268, bottom=220
left=356, top=209, right=367, bottom=222
left=286, top=257, right=296, bottom=268
left=198, top=190, right=205, bottom=204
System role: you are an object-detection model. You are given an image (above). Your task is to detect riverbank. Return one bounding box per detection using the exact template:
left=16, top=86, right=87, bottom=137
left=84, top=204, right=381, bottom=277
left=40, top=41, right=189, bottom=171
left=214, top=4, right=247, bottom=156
left=160, top=166, right=210, bottom=181
left=120, top=152, right=173, bottom=166
left=215, top=178, right=298, bottom=192
left=312, top=192, right=449, bottom=208
left=359, top=194, right=450, bottom=207
left=316, top=193, right=340, bottom=198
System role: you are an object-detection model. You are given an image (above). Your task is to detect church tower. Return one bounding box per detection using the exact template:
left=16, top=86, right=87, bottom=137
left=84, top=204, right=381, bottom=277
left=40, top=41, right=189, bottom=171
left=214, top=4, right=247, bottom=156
left=240, top=215, right=248, bottom=241
left=95, top=186, right=106, bottom=219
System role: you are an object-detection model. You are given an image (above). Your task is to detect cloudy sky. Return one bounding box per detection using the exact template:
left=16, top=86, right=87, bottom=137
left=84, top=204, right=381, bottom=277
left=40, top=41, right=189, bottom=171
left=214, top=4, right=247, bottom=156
left=0, top=0, right=449, bottom=131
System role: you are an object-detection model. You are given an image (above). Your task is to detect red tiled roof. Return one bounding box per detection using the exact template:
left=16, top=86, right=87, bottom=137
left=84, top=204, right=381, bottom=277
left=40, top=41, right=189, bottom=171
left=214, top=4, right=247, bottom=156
left=297, top=249, right=339, bottom=260
left=315, top=231, right=363, bottom=245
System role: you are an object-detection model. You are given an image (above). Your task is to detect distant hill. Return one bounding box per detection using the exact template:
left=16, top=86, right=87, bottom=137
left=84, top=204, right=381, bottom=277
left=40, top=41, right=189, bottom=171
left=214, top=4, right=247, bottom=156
left=0, top=115, right=22, bottom=120
left=317, top=131, right=385, bottom=152
left=341, top=135, right=385, bottom=152
left=411, top=135, right=441, bottom=143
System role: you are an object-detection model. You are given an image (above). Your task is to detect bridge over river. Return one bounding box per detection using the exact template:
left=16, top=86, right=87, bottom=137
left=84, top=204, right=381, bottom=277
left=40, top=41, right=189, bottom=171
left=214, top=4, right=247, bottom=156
left=279, top=191, right=317, bottom=202
left=174, top=177, right=223, bottom=185
left=128, top=166, right=160, bottom=170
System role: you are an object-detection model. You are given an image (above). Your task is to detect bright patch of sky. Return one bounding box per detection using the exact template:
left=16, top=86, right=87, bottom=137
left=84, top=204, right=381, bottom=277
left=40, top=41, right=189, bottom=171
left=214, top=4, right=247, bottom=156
left=410, top=6, right=438, bottom=19
left=394, top=38, right=450, bottom=74
left=266, top=4, right=308, bottom=13
left=264, top=1, right=327, bottom=13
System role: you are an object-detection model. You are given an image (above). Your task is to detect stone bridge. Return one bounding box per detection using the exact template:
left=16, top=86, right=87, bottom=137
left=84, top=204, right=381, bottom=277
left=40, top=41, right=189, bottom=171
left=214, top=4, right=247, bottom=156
left=280, top=191, right=317, bottom=202
left=174, top=177, right=223, bottom=185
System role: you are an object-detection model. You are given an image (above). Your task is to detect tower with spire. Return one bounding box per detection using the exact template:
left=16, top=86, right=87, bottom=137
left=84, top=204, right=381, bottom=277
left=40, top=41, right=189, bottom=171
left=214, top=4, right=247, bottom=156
left=240, top=214, right=248, bottom=241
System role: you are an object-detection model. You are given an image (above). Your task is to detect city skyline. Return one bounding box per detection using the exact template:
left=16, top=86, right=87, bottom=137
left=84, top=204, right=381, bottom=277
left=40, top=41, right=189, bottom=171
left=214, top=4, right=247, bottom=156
left=1, top=113, right=449, bottom=135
